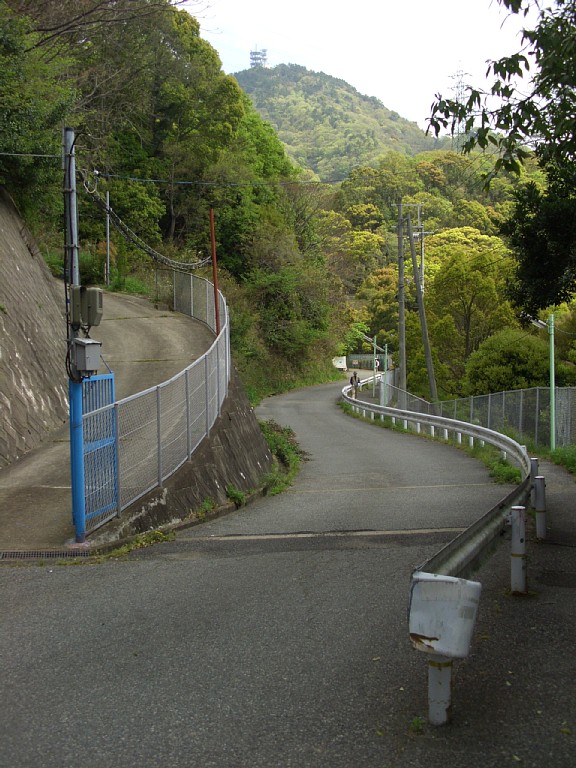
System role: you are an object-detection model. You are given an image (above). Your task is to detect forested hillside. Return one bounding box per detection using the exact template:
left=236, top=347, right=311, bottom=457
left=234, top=64, right=448, bottom=179
left=2, top=0, right=576, bottom=410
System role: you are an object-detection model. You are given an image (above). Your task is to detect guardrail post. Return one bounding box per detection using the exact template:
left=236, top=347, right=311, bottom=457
left=428, top=656, right=453, bottom=726
left=534, top=476, right=547, bottom=539
left=530, top=457, right=539, bottom=506
left=510, top=505, right=527, bottom=594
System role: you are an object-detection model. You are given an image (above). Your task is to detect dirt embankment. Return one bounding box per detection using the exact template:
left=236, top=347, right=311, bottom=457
left=0, top=188, right=68, bottom=467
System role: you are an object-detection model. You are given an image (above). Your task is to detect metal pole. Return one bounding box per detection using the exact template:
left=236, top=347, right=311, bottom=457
left=549, top=314, right=555, bottom=450
left=105, top=190, right=110, bottom=286
left=530, top=457, right=539, bottom=507
left=407, top=213, right=438, bottom=404
left=510, top=505, right=527, bottom=594
left=428, top=656, right=453, bottom=725
left=372, top=335, right=377, bottom=398
left=64, top=128, right=86, bottom=545
left=210, top=208, right=221, bottom=335
left=534, top=476, right=547, bottom=539
left=397, top=201, right=406, bottom=409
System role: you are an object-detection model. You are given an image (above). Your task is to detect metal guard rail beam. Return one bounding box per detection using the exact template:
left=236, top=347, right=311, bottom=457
left=342, top=383, right=532, bottom=579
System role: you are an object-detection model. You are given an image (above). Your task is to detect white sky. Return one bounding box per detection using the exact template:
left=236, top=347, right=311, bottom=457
left=183, top=0, right=533, bottom=130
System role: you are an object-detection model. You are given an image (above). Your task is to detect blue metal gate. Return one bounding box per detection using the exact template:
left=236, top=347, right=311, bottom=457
left=82, top=374, right=118, bottom=533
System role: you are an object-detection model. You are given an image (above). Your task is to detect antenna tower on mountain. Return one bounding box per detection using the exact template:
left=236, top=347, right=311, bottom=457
left=250, top=48, right=268, bottom=68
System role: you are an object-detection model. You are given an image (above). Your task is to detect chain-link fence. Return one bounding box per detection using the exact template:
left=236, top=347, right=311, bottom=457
left=82, top=272, right=229, bottom=533
left=385, top=384, right=576, bottom=449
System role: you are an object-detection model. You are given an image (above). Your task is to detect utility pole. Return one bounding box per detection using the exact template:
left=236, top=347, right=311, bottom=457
left=64, top=127, right=86, bottom=544
left=105, top=190, right=110, bottom=287
left=407, top=214, right=438, bottom=404
left=397, top=201, right=407, bottom=408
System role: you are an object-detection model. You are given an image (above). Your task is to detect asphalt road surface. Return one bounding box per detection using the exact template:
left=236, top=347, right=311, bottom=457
left=2, top=380, right=557, bottom=768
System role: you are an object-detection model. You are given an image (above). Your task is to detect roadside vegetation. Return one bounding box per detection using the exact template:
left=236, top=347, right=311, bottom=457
left=3, top=1, right=576, bottom=408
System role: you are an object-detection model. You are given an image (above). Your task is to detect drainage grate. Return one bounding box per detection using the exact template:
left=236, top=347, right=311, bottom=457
left=0, top=550, right=92, bottom=561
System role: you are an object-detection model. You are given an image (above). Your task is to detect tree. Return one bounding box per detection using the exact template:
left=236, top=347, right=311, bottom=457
left=425, top=228, right=518, bottom=388
left=0, top=5, right=74, bottom=214
left=429, top=1, right=576, bottom=175
left=464, top=329, right=550, bottom=395
left=503, top=179, right=576, bottom=314
left=428, top=1, right=576, bottom=313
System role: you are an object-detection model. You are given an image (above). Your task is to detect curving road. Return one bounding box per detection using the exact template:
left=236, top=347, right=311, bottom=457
left=0, top=379, right=547, bottom=768
left=0, top=291, right=215, bottom=548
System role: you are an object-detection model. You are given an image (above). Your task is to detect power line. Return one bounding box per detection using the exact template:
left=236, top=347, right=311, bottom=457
left=0, top=151, right=60, bottom=158
left=79, top=170, right=210, bottom=272
left=94, top=170, right=344, bottom=187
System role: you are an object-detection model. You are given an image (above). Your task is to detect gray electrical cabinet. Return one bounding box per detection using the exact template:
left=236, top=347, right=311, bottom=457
left=73, top=338, right=102, bottom=375
left=70, top=286, right=103, bottom=328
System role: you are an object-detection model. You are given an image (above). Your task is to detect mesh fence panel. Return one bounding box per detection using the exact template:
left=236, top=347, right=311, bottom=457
left=186, top=360, right=208, bottom=454
left=205, top=345, right=219, bottom=430
left=158, top=373, right=188, bottom=482
left=117, top=389, right=159, bottom=510
left=80, top=271, right=229, bottom=526
left=415, top=387, right=576, bottom=449
left=192, top=276, right=209, bottom=327
left=173, top=271, right=192, bottom=316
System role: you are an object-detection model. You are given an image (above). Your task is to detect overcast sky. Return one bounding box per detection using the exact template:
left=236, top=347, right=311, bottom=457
left=183, top=0, right=532, bottom=130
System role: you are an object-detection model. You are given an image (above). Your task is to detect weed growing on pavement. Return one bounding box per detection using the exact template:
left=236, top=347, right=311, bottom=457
left=196, top=498, right=216, bottom=521
left=259, top=419, right=306, bottom=495
left=226, top=485, right=246, bottom=508
left=408, top=716, right=426, bottom=734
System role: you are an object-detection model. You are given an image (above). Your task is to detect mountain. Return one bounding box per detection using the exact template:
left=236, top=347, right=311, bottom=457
left=233, top=63, right=448, bottom=180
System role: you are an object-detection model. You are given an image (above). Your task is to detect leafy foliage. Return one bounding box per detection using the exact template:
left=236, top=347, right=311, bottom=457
left=234, top=64, right=449, bottom=180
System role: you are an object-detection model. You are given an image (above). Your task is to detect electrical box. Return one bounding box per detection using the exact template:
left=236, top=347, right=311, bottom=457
left=73, top=338, right=101, bottom=376
left=408, top=571, right=482, bottom=659
left=83, top=287, right=103, bottom=327
left=70, top=286, right=103, bottom=328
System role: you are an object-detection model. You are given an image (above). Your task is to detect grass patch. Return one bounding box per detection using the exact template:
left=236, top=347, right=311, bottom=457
left=259, top=419, right=306, bottom=495
left=226, top=485, right=247, bottom=508
left=550, top=445, right=576, bottom=475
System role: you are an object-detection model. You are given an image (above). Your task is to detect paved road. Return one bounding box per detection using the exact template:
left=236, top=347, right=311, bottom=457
left=0, top=292, right=214, bottom=549
left=2, top=380, right=556, bottom=768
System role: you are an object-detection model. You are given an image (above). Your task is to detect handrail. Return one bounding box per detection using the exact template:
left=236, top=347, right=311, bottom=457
left=342, top=380, right=532, bottom=578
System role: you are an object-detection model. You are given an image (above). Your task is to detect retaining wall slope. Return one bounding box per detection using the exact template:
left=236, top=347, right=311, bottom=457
left=0, top=189, right=68, bottom=467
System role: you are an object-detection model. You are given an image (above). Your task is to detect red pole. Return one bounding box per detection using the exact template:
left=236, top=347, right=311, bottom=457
left=209, top=207, right=220, bottom=335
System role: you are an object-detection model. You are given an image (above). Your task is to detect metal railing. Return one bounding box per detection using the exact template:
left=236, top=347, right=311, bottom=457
left=82, top=272, right=229, bottom=534
left=383, top=384, right=576, bottom=450
left=343, top=377, right=532, bottom=578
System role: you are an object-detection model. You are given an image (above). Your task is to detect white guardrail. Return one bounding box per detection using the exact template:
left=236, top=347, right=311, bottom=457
left=343, top=375, right=533, bottom=725
left=342, top=376, right=532, bottom=578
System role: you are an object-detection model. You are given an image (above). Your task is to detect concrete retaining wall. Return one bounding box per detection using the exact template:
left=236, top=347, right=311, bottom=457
left=0, top=189, right=68, bottom=467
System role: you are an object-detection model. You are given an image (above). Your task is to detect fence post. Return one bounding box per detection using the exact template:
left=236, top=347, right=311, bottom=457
left=510, top=505, right=527, bottom=594
left=205, top=354, right=210, bottom=436
left=185, top=369, right=191, bottom=459
left=156, top=385, right=162, bottom=486
left=114, top=402, right=121, bottom=515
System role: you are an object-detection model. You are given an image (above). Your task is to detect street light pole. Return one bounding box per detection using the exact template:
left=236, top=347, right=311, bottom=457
left=529, top=313, right=556, bottom=451
left=548, top=313, right=555, bottom=451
